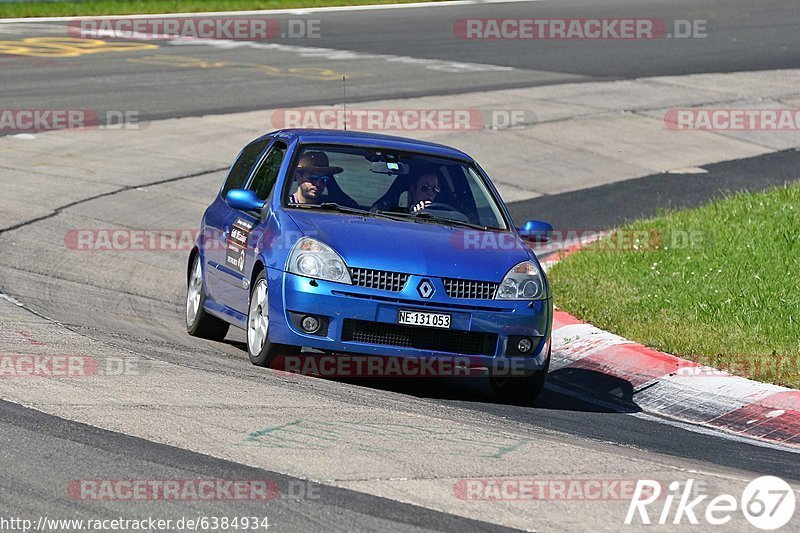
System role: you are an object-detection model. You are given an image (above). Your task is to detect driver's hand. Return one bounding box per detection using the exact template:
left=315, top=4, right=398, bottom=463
left=411, top=200, right=431, bottom=213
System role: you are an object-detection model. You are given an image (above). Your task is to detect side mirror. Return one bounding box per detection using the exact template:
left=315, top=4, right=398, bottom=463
left=227, top=189, right=265, bottom=212
left=519, top=220, right=553, bottom=242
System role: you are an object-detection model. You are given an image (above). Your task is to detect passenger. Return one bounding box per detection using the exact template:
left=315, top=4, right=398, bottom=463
left=408, top=172, right=441, bottom=213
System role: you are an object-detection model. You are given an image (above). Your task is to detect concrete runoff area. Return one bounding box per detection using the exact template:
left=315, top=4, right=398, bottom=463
left=2, top=68, right=799, bottom=210
left=0, top=68, right=799, bottom=530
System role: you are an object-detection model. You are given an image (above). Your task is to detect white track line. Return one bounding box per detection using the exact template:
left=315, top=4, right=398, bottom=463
left=0, top=0, right=546, bottom=23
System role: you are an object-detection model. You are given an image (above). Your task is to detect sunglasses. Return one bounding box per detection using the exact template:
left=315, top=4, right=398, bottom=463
left=297, top=171, right=329, bottom=183
left=419, top=184, right=441, bottom=193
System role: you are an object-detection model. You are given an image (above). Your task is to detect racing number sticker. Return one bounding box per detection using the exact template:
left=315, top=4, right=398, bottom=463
left=226, top=217, right=253, bottom=274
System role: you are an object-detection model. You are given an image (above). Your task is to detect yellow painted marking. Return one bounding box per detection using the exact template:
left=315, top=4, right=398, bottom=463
left=0, top=37, right=157, bottom=58
left=127, top=54, right=357, bottom=81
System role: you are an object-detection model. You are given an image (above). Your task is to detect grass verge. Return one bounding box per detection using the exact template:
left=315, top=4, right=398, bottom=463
left=549, top=183, right=800, bottom=388
left=0, top=0, right=439, bottom=18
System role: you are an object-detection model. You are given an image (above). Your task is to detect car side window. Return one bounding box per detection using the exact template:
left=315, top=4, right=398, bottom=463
left=465, top=167, right=503, bottom=228
left=221, top=138, right=269, bottom=196
left=249, top=143, right=287, bottom=201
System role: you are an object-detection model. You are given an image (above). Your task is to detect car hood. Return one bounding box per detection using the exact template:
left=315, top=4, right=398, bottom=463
left=285, top=210, right=532, bottom=281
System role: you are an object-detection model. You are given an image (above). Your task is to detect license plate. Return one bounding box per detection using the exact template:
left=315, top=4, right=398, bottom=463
left=397, top=310, right=451, bottom=329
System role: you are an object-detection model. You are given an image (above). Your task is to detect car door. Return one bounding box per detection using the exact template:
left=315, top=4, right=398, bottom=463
left=218, top=140, right=288, bottom=314
left=205, top=137, right=270, bottom=303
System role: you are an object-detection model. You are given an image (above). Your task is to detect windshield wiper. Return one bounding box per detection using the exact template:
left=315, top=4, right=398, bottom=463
left=377, top=210, right=493, bottom=231
left=293, top=203, right=410, bottom=222
left=294, top=203, right=496, bottom=230
left=291, top=202, right=369, bottom=214
left=320, top=202, right=371, bottom=214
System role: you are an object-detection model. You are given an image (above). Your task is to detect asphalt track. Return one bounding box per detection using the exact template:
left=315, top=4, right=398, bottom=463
left=508, top=148, right=800, bottom=230
left=1, top=0, right=800, bottom=530
left=0, top=400, right=514, bottom=532
left=0, top=0, right=797, bottom=121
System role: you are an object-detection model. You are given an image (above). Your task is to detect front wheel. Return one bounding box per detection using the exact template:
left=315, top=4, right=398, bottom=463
left=247, top=271, right=298, bottom=367
left=186, top=254, right=230, bottom=340
left=489, top=347, right=550, bottom=404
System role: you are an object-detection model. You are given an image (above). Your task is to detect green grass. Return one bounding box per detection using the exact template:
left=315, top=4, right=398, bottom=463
left=549, top=183, right=800, bottom=388
left=0, top=0, right=440, bottom=18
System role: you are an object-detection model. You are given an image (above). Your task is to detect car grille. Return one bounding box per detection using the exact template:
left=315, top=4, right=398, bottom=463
left=350, top=268, right=409, bottom=292
left=331, top=290, right=508, bottom=313
left=443, top=278, right=499, bottom=299
left=342, top=319, right=498, bottom=356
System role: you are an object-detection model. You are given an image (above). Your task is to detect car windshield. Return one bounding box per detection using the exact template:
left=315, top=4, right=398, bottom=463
left=282, top=144, right=509, bottom=230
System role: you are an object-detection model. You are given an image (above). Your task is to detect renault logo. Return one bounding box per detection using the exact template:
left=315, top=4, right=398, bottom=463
left=417, top=279, right=435, bottom=299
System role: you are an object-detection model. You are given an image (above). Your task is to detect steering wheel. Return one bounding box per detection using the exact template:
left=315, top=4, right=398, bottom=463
left=422, top=202, right=458, bottom=212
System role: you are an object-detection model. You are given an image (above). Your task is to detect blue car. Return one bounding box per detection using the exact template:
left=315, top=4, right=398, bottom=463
left=186, top=129, right=553, bottom=401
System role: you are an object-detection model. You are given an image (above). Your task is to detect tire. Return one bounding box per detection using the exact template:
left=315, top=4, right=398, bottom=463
left=489, top=346, right=550, bottom=404
left=186, top=254, right=230, bottom=340
left=247, top=270, right=298, bottom=367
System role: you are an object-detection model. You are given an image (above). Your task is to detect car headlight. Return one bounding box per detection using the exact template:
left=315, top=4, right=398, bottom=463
left=495, top=260, right=548, bottom=300
left=287, top=237, right=352, bottom=284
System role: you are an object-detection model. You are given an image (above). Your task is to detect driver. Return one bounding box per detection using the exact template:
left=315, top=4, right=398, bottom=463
left=289, top=151, right=343, bottom=204
left=408, top=172, right=441, bottom=213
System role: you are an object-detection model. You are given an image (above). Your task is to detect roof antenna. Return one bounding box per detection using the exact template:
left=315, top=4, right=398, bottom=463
left=342, top=75, right=347, bottom=131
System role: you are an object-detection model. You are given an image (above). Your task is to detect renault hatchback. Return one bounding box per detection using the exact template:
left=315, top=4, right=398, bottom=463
left=186, top=129, right=553, bottom=401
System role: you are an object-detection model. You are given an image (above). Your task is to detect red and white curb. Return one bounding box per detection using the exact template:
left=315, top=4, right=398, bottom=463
left=539, top=240, right=799, bottom=449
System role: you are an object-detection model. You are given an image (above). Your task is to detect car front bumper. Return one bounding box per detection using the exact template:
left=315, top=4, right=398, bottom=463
left=265, top=268, right=552, bottom=374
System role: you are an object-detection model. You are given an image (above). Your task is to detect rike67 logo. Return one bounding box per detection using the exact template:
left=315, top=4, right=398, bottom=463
left=626, top=476, right=796, bottom=530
